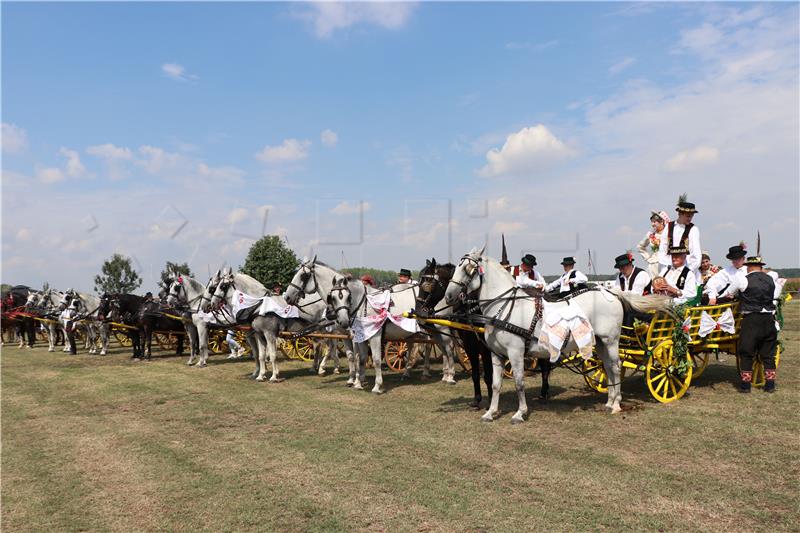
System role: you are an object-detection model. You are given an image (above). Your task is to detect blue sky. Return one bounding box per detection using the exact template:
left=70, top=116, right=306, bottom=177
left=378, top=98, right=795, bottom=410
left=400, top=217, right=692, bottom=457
left=2, top=2, right=799, bottom=291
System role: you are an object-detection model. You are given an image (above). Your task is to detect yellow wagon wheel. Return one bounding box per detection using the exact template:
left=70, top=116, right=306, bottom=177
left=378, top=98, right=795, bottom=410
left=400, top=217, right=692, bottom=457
left=456, top=346, right=471, bottom=372
left=582, top=357, right=627, bottom=393
left=646, top=341, right=693, bottom=403
left=154, top=332, right=179, bottom=351
left=384, top=341, right=408, bottom=372
left=114, top=329, right=133, bottom=347
left=234, top=330, right=252, bottom=355
left=282, top=337, right=315, bottom=361
left=738, top=343, right=781, bottom=388
left=208, top=329, right=227, bottom=355
left=689, top=350, right=710, bottom=378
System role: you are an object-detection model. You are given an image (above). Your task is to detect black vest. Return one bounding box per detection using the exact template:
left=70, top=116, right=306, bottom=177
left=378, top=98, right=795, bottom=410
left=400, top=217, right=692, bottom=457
left=664, top=266, right=690, bottom=290
left=619, top=267, right=653, bottom=294
left=668, top=221, right=694, bottom=248
left=740, top=271, right=776, bottom=314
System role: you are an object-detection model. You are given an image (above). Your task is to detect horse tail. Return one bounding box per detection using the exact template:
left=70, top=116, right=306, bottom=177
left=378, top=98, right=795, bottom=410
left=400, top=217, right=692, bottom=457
left=609, top=289, right=677, bottom=320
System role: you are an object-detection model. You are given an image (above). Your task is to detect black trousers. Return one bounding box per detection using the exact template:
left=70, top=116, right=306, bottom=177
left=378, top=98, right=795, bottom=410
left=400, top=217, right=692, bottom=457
left=738, top=313, right=777, bottom=373
left=66, top=324, right=77, bottom=354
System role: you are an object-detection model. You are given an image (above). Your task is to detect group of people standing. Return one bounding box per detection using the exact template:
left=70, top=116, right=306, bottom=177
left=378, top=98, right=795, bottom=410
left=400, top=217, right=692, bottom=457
left=506, top=194, right=784, bottom=394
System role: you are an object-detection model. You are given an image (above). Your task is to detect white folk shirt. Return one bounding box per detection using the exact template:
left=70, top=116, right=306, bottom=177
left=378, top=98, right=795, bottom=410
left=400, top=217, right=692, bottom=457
left=515, top=269, right=545, bottom=290
left=659, top=265, right=698, bottom=305
left=546, top=269, right=589, bottom=293
left=616, top=268, right=652, bottom=296
left=657, top=223, right=702, bottom=279
left=704, top=265, right=747, bottom=298
left=720, top=270, right=784, bottom=312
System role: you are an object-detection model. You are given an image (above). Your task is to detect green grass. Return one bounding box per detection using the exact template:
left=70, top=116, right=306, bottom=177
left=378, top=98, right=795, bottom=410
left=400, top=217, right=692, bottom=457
left=3, top=302, right=799, bottom=532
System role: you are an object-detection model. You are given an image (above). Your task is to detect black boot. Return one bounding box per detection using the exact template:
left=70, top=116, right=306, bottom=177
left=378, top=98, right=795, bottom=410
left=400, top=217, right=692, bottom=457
left=739, top=371, right=752, bottom=393
left=764, top=380, right=776, bottom=393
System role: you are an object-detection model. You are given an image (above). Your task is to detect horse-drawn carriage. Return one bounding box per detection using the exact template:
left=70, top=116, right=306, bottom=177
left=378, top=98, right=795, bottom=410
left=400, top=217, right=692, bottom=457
left=581, top=299, right=784, bottom=402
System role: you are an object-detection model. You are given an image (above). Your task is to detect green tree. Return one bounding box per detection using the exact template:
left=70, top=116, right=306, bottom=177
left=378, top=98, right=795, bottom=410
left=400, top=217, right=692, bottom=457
left=240, top=236, right=299, bottom=289
left=94, top=254, right=142, bottom=294
left=159, top=261, right=193, bottom=287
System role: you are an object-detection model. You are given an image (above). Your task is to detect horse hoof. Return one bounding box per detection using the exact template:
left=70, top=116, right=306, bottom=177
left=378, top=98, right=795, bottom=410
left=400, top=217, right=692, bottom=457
left=372, top=388, right=384, bottom=395
left=256, top=376, right=266, bottom=382
left=333, top=368, right=340, bottom=375
left=480, top=414, right=494, bottom=423
left=353, top=384, right=364, bottom=390
left=610, top=405, right=622, bottom=415
left=511, top=416, right=526, bottom=425
left=445, top=379, right=457, bottom=385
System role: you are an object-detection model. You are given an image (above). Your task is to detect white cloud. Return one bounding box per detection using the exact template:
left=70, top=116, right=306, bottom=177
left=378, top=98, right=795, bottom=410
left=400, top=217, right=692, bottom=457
left=666, top=146, right=720, bottom=171
left=330, top=201, right=370, bottom=215
left=1, top=123, right=27, bottom=153
left=137, top=145, right=187, bottom=174
left=197, top=162, right=245, bottom=181
left=321, top=129, right=338, bottom=147
left=86, top=143, right=133, bottom=160
left=479, top=125, right=575, bottom=178
left=227, top=207, right=248, bottom=225
left=16, top=228, right=32, bottom=241
left=492, top=221, right=526, bottom=235
left=255, top=138, right=311, bottom=163
left=36, top=167, right=65, bottom=184
left=609, top=56, right=637, bottom=75
left=58, top=147, right=86, bottom=178
left=298, top=2, right=417, bottom=38
left=162, top=63, right=198, bottom=82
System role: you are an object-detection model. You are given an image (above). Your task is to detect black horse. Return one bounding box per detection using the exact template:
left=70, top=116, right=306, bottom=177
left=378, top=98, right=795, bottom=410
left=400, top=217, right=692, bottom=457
left=416, top=259, right=553, bottom=408
left=103, top=293, right=144, bottom=358
left=138, top=297, right=186, bottom=359
left=415, top=260, right=494, bottom=409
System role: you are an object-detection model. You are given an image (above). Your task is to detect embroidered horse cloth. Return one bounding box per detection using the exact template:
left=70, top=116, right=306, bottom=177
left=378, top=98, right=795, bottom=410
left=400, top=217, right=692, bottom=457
left=538, top=302, right=595, bottom=362
left=350, top=290, right=418, bottom=343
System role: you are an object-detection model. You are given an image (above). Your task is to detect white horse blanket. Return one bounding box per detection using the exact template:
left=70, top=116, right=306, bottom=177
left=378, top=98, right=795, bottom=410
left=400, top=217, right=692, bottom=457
left=350, top=290, right=418, bottom=343
left=538, top=301, right=595, bottom=362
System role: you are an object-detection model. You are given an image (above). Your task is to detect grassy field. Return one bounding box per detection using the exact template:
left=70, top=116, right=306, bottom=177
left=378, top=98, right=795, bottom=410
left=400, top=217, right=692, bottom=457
left=2, top=302, right=799, bottom=532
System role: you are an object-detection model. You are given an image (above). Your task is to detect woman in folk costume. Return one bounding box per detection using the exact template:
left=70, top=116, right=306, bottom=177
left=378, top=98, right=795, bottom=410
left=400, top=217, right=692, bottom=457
left=637, top=210, right=670, bottom=278
left=699, top=251, right=721, bottom=284
left=657, top=193, right=702, bottom=282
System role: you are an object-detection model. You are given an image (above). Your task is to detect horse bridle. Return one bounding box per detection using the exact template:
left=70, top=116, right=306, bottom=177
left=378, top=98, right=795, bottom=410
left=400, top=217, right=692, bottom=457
left=449, top=255, right=483, bottom=300
left=287, top=263, right=319, bottom=300
left=170, top=278, right=210, bottom=313
left=328, top=279, right=367, bottom=327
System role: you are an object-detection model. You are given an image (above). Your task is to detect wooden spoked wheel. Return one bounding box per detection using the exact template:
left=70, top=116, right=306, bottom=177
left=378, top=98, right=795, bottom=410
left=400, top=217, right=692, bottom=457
left=503, top=358, right=538, bottom=379
left=456, top=346, right=471, bottom=372
left=384, top=341, right=408, bottom=372
left=738, top=344, right=781, bottom=388
left=291, top=337, right=316, bottom=362
left=689, top=350, right=711, bottom=379
left=114, top=330, right=132, bottom=347
left=234, top=330, right=251, bottom=355
left=208, top=329, right=227, bottom=355
left=646, top=341, right=693, bottom=403
left=154, top=332, right=179, bottom=351
left=582, top=357, right=627, bottom=393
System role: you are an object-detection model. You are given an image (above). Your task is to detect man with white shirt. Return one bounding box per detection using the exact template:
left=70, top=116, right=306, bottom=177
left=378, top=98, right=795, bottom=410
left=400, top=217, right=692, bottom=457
left=614, top=253, right=651, bottom=295
left=704, top=244, right=747, bottom=305
left=546, top=257, right=588, bottom=293
left=398, top=268, right=418, bottom=285
left=658, top=195, right=702, bottom=282
left=718, top=255, right=781, bottom=393
left=515, top=254, right=545, bottom=291
left=652, top=245, right=698, bottom=305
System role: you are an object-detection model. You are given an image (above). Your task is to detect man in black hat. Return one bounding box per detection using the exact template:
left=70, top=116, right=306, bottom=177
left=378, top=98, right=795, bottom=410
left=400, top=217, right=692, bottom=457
left=614, top=252, right=651, bottom=296
left=652, top=245, right=698, bottom=305
left=704, top=243, right=747, bottom=305
left=545, top=257, right=588, bottom=293
left=514, top=254, right=545, bottom=290
left=397, top=268, right=416, bottom=285
left=658, top=194, right=702, bottom=282
left=718, top=255, right=780, bottom=392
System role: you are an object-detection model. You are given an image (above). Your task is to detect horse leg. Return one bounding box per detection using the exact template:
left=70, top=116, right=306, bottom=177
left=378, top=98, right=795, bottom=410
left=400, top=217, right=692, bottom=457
left=267, top=332, right=281, bottom=382
left=353, top=342, right=367, bottom=390
left=371, top=336, right=384, bottom=394
left=443, top=340, right=457, bottom=385
left=330, top=340, right=341, bottom=374
left=598, top=340, right=623, bottom=414
left=481, top=348, right=493, bottom=404
left=402, top=343, right=418, bottom=380
left=508, top=349, right=528, bottom=424
left=48, top=323, right=56, bottom=352
left=482, top=354, right=504, bottom=422
left=100, top=323, right=109, bottom=355
left=255, top=332, right=269, bottom=382
left=538, top=358, right=552, bottom=400
left=469, top=349, right=482, bottom=409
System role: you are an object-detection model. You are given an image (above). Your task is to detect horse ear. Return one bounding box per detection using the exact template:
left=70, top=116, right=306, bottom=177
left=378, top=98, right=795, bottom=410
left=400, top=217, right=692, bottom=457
left=426, top=259, right=431, bottom=267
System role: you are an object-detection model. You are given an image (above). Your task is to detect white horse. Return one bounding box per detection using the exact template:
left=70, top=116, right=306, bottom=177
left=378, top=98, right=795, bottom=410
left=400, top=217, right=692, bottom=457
left=165, top=273, right=215, bottom=366
left=27, top=288, right=66, bottom=352
left=59, top=289, right=110, bottom=355
left=443, top=248, right=674, bottom=423
left=209, top=268, right=337, bottom=382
